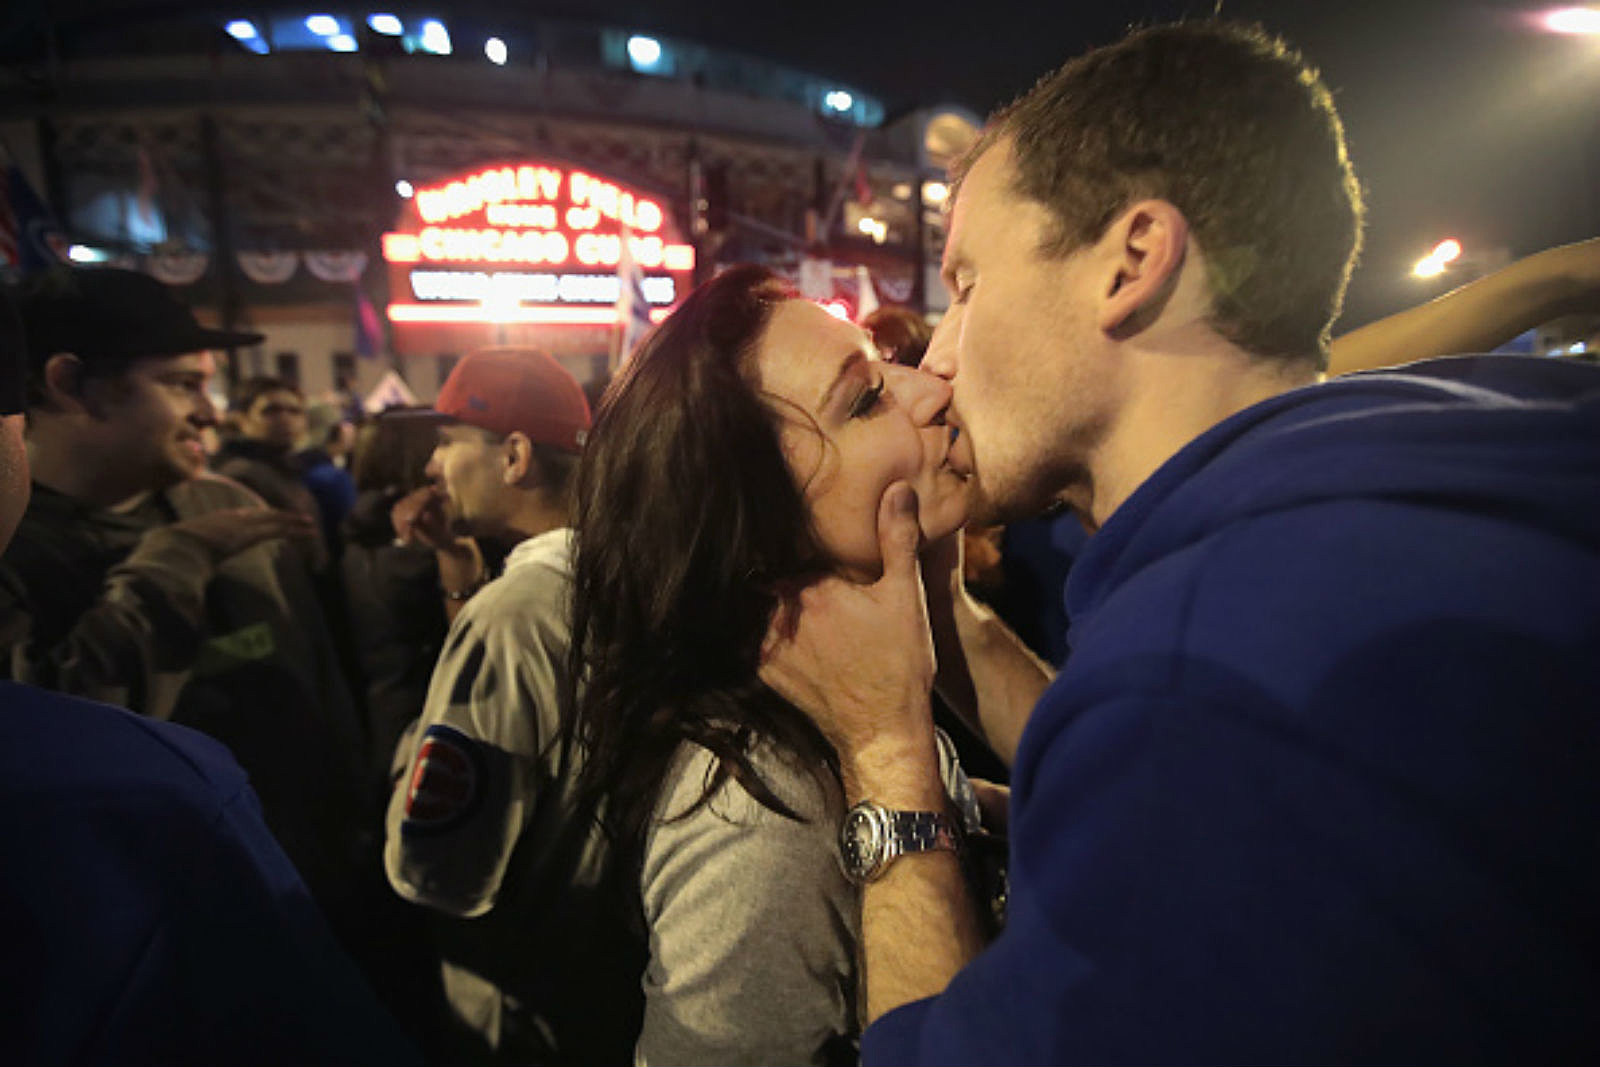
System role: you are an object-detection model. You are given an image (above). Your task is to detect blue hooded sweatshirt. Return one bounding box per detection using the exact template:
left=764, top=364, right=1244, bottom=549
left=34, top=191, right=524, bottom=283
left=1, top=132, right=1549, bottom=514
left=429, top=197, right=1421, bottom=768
left=865, top=356, right=1600, bottom=1065
left=0, top=683, right=419, bottom=1065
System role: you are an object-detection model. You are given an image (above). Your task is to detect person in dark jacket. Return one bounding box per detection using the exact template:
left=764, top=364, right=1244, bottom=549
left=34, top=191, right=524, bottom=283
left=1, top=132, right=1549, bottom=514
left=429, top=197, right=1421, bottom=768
left=0, top=275, right=417, bottom=1066
left=214, top=375, right=330, bottom=572
left=341, top=407, right=451, bottom=775
left=2, top=269, right=368, bottom=909
left=298, top=400, right=358, bottom=560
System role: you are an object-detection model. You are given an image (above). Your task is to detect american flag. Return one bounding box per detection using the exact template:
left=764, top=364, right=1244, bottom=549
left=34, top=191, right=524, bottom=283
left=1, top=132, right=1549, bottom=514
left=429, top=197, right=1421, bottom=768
left=0, top=168, right=22, bottom=271
left=1, top=165, right=68, bottom=276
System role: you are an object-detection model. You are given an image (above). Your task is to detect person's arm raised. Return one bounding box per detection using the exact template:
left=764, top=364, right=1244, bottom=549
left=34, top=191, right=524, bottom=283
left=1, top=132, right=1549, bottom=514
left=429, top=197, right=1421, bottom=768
left=390, top=486, right=484, bottom=623
left=760, top=482, right=985, bottom=1022
left=1328, top=237, right=1600, bottom=377
left=923, top=532, right=1054, bottom=767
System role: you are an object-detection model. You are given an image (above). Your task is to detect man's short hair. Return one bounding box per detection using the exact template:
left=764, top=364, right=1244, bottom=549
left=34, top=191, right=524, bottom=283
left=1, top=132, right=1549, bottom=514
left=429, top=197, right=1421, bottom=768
left=530, top=442, right=579, bottom=504
left=961, top=20, right=1363, bottom=367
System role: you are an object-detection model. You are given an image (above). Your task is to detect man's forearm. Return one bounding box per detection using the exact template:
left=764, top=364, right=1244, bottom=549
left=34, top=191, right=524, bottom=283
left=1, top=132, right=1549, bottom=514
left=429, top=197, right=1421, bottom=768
left=15, top=529, right=218, bottom=714
left=861, top=850, right=985, bottom=1023
left=844, top=738, right=987, bottom=1024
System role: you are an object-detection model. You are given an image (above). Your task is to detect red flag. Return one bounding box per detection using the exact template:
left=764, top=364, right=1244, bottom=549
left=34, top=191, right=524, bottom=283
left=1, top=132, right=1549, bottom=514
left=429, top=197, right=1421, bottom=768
left=854, top=164, right=873, bottom=206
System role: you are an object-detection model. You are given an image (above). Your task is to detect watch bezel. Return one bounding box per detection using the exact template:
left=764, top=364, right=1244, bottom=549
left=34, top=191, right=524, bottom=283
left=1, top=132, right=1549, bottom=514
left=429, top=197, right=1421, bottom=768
left=840, top=801, right=890, bottom=883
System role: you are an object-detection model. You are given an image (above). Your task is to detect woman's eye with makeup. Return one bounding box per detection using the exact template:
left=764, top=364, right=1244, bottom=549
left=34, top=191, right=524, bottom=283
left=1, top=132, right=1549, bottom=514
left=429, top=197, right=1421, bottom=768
left=849, top=380, right=885, bottom=418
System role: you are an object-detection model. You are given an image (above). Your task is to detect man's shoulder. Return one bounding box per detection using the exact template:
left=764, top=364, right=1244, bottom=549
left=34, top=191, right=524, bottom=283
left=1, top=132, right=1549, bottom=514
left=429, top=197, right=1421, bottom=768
left=0, top=487, right=127, bottom=597
left=0, top=682, right=247, bottom=807
left=468, top=531, right=575, bottom=620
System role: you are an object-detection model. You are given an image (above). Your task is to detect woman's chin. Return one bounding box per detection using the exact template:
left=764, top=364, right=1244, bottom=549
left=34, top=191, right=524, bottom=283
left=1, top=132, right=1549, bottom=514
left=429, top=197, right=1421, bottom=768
left=919, top=502, right=971, bottom=544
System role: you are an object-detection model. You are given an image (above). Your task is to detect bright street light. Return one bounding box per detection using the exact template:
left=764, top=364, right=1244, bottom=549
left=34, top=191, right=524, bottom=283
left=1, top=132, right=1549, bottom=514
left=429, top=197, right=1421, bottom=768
left=627, top=35, right=662, bottom=68
left=1413, top=238, right=1464, bottom=278
left=485, top=37, right=508, bottom=65
left=419, top=19, right=451, bottom=55
left=1543, top=7, right=1600, bottom=34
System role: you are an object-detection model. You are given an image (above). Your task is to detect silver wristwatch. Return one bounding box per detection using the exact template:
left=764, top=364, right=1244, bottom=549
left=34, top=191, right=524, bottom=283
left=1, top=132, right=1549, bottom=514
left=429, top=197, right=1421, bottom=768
left=839, top=800, right=959, bottom=884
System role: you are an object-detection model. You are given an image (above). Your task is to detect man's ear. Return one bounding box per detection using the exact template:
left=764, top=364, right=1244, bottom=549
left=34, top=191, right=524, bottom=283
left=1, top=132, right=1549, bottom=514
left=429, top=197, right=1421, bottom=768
left=41, top=353, right=94, bottom=416
left=1097, top=200, right=1190, bottom=338
left=503, top=431, right=537, bottom=487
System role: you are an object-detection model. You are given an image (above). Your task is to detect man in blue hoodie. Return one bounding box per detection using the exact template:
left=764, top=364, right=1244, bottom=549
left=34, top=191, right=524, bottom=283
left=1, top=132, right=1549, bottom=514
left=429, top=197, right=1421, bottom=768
left=760, top=20, right=1600, bottom=1065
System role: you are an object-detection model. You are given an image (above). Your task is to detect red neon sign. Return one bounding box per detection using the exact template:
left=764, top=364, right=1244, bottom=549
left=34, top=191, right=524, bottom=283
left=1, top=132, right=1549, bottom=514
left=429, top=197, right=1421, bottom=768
left=384, top=164, right=693, bottom=273
left=382, top=160, right=694, bottom=337
left=412, top=165, right=666, bottom=233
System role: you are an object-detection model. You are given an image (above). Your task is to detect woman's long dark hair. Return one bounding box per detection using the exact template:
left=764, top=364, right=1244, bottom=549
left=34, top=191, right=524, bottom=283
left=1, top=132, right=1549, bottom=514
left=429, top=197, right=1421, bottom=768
left=566, top=264, right=836, bottom=856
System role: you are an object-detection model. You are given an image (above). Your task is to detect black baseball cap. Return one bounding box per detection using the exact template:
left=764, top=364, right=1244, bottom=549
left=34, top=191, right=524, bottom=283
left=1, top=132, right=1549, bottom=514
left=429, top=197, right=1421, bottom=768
left=19, top=268, right=262, bottom=374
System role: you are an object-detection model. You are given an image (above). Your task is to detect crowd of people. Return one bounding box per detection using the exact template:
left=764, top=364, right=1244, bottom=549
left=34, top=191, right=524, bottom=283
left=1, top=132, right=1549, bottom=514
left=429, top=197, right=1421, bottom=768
left=2, top=18, right=1598, bottom=1066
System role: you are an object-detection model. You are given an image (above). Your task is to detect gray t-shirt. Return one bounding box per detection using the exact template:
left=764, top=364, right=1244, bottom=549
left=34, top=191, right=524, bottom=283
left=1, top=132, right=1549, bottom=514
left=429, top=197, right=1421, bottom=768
left=637, top=732, right=978, bottom=1066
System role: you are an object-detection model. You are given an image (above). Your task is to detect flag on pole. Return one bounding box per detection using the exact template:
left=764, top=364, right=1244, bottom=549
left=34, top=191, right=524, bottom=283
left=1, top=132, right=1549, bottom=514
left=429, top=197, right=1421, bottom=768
left=1, top=164, right=69, bottom=276
left=854, top=265, right=879, bottom=322
left=354, top=282, right=384, bottom=358
left=614, top=231, right=653, bottom=369
left=853, top=163, right=874, bottom=207
left=363, top=369, right=417, bottom=414
left=819, top=132, right=866, bottom=238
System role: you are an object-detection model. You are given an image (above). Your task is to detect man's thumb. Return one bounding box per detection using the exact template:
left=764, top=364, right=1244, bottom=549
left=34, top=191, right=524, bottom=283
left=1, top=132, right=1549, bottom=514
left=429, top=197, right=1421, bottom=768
left=878, top=482, right=923, bottom=583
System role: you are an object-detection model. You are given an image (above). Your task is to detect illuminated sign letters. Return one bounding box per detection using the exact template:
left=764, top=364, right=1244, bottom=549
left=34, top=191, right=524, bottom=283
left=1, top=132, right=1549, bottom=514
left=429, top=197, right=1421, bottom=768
left=383, top=161, right=694, bottom=329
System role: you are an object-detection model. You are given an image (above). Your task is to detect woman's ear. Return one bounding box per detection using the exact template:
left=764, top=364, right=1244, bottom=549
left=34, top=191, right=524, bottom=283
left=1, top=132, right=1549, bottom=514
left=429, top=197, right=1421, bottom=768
left=1097, top=199, right=1190, bottom=338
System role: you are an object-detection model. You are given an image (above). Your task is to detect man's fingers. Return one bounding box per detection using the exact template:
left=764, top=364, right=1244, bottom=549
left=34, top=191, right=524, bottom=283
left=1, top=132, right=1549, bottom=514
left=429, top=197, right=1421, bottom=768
left=877, top=482, right=924, bottom=589
left=245, top=510, right=314, bottom=543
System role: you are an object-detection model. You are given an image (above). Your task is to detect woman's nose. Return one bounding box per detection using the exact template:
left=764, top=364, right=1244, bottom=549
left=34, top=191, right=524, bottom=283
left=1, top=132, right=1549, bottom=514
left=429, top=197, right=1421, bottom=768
left=886, top=364, right=953, bottom=426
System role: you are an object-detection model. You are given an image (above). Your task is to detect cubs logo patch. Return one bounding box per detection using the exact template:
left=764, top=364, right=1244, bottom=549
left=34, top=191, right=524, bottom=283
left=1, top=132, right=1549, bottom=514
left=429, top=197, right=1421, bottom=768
left=403, top=724, right=486, bottom=831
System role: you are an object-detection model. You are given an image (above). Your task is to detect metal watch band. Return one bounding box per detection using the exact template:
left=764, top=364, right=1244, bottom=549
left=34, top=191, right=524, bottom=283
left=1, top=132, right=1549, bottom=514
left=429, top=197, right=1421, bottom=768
left=840, top=801, right=960, bottom=884
left=882, top=808, right=960, bottom=864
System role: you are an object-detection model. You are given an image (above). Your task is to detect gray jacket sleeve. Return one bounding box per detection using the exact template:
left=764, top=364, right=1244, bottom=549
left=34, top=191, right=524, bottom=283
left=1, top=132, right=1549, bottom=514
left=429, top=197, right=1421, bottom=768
left=384, top=551, right=575, bottom=918
left=2, top=526, right=218, bottom=718
left=635, top=744, right=859, bottom=1067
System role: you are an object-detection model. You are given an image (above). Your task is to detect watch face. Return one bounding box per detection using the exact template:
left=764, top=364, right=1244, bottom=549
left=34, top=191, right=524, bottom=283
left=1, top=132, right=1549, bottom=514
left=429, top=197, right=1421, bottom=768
left=840, top=806, right=883, bottom=881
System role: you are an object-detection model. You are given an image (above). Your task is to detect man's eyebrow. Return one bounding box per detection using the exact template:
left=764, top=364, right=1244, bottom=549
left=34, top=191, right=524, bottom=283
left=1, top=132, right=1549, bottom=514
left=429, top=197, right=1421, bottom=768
left=817, top=351, right=868, bottom=410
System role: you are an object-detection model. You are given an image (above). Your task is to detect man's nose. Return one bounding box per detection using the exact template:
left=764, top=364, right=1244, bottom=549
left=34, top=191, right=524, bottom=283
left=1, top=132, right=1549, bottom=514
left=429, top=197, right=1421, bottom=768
left=190, top=391, right=218, bottom=428
left=920, top=315, right=957, bottom=380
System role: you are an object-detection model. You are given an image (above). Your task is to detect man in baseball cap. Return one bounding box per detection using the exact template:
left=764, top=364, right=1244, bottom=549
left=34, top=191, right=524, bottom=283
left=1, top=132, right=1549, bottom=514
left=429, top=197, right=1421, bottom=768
left=385, top=348, right=631, bottom=1063
left=390, top=345, right=590, bottom=589
left=0, top=267, right=370, bottom=919
left=0, top=276, right=418, bottom=1065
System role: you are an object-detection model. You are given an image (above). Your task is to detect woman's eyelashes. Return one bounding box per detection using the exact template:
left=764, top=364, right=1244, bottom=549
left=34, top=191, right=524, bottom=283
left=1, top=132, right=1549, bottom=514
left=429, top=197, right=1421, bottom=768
left=849, top=378, right=886, bottom=419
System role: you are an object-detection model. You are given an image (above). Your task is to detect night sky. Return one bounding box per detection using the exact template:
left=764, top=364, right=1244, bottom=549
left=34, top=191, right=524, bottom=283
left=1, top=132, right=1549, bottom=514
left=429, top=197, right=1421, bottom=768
left=20, top=0, right=1600, bottom=328
left=568, top=0, right=1599, bottom=328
